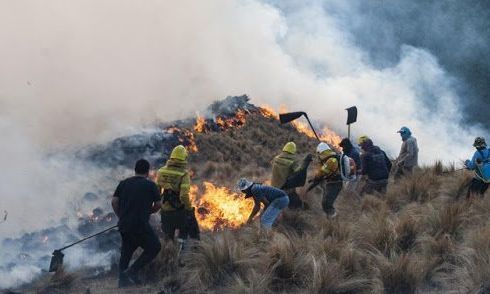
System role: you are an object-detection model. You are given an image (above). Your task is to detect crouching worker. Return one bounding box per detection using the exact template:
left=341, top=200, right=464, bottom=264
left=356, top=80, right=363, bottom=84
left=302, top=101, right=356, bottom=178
left=464, top=137, right=490, bottom=199
left=237, top=178, right=289, bottom=229
left=112, top=159, right=162, bottom=287
left=157, top=145, right=200, bottom=243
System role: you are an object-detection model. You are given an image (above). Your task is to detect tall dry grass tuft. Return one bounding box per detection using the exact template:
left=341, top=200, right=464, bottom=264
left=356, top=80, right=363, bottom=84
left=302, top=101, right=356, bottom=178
left=354, top=210, right=397, bottom=257
left=179, top=230, right=263, bottom=292
left=372, top=252, right=429, bottom=294
left=450, top=226, right=490, bottom=293
left=386, top=170, right=441, bottom=210
left=396, top=213, right=420, bottom=252
left=424, top=201, right=469, bottom=240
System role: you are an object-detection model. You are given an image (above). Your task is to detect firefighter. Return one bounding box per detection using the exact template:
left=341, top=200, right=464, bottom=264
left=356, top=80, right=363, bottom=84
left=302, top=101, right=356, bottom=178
left=309, top=142, right=343, bottom=218
left=156, top=145, right=200, bottom=244
left=271, top=142, right=312, bottom=209
left=464, top=137, right=490, bottom=198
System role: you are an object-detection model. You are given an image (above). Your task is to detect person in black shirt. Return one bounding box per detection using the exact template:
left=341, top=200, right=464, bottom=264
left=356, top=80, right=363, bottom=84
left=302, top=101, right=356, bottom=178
left=112, top=159, right=162, bottom=287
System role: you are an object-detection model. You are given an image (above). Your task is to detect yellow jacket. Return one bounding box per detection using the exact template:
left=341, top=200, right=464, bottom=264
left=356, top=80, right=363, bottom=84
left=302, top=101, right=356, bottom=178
left=316, top=152, right=341, bottom=181
left=156, top=158, right=192, bottom=211
left=271, top=152, right=300, bottom=188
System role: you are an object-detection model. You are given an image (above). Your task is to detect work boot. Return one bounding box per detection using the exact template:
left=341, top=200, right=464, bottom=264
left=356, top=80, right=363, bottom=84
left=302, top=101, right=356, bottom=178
left=118, top=271, right=135, bottom=288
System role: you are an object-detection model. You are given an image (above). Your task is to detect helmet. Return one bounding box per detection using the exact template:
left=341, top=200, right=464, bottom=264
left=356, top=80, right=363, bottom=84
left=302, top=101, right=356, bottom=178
left=170, top=145, right=188, bottom=161
left=316, top=142, right=331, bottom=154
left=236, top=178, right=254, bottom=191
left=282, top=142, right=297, bottom=154
left=473, top=137, right=487, bottom=149
left=358, top=135, right=370, bottom=145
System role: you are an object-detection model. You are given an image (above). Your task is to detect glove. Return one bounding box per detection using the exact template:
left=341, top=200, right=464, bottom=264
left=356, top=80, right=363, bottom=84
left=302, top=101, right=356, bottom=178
left=305, top=154, right=313, bottom=162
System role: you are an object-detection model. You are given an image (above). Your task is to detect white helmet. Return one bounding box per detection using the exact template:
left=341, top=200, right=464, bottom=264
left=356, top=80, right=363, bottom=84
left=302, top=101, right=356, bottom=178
left=236, top=178, right=254, bottom=191
left=316, top=142, right=331, bottom=154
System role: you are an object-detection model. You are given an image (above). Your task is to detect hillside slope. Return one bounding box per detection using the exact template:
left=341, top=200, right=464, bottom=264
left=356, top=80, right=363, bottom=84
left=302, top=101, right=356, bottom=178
left=25, top=98, right=490, bottom=294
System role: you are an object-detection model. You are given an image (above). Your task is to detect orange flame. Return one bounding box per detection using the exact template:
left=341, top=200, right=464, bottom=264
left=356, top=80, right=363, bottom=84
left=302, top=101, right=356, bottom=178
left=191, top=182, right=254, bottom=231
left=215, top=110, right=247, bottom=130
left=261, top=105, right=342, bottom=147
left=166, top=127, right=199, bottom=152
left=194, top=115, right=207, bottom=133
left=259, top=105, right=279, bottom=119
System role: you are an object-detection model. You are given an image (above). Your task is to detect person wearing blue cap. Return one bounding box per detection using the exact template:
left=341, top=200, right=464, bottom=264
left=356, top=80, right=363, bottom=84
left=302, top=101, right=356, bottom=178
left=395, top=126, right=419, bottom=179
left=236, top=178, right=289, bottom=229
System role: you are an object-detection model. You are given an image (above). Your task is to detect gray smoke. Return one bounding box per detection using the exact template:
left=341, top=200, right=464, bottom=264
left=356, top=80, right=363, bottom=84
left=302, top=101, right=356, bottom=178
left=0, top=0, right=487, bottom=289
left=267, top=0, right=490, bottom=126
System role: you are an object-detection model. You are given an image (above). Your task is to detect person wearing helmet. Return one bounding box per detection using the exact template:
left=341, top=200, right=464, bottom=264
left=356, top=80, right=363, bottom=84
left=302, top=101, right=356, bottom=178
left=271, top=142, right=313, bottom=209
left=395, top=127, right=419, bottom=179
left=309, top=142, right=343, bottom=218
left=464, top=137, right=490, bottom=198
left=358, top=136, right=392, bottom=195
left=237, top=178, right=289, bottom=229
left=156, top=145, right=200, bottom=243
left=339, top=138, right=362, bottom=192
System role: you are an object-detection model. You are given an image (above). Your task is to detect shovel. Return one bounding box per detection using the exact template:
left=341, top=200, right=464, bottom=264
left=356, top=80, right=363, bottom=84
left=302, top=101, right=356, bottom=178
left=49, top=225, right=118, bottom=272
left=279, top=111, right=320, bottom=141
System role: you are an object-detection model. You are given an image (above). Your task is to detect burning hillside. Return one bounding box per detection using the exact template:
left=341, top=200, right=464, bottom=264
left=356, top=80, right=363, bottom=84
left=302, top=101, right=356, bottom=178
left=1, top=95, right=343, bottom=290
left=79, top=95, right=342, bottom=232
left=5, top=95, right=490, bottom=294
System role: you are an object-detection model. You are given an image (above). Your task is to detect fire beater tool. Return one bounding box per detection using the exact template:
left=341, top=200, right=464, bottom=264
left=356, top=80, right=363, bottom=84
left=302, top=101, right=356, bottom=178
left=279, top=111, right=320, bottom=141
left=49, top=224, right=118, bottom=272
left=345, top=106, right=357, bottom=141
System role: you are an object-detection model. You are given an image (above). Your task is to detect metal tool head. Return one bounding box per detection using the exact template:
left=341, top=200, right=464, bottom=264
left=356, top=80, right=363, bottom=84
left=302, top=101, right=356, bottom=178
left=49, top=249, right=64, bottom=272
left=279, top=111, right=306, bottom=124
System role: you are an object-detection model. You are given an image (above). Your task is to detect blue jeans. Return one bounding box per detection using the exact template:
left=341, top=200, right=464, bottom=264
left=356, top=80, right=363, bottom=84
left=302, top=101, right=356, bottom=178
left=260, top=196, right=289, bottom=229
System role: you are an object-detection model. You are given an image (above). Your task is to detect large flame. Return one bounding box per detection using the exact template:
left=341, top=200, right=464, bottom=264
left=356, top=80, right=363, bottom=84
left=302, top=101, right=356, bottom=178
left=193, top=115, right=207, bottom=133
left=191, top=182, right=254, bottom=231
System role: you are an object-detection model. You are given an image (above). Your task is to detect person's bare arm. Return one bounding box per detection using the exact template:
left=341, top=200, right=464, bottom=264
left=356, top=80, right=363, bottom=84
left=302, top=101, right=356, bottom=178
left=247, top=199, right=261, bottom=224
left=151, top=200, right=162, bottom=214
left=111, top=197, right=120, bottom=217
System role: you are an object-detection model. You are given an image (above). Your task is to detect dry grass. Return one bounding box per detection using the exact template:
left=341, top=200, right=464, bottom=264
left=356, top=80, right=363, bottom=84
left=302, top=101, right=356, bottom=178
left=31, top=113, right=490, bottom=293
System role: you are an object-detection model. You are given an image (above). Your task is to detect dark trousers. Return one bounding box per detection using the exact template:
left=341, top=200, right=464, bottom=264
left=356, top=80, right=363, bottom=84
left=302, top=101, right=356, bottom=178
left=467, top=178, right=489, bottom=198
left=394, top=165, right=414, bottom=180
left=286, top=189, right=307, bottom=209
left=321, top=182, right=343, bottom=215
left=119, top=228, right=161, bottom=274
left=161, top=210, right=200, bottom=241
left=360, top=179, right=388, bottom=196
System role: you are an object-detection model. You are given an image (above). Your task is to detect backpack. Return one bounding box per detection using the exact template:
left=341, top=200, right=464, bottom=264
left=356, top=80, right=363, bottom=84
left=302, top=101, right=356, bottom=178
left=476, top=149, right=490, bottom=183
left=339, top=153, right=357, bottom=181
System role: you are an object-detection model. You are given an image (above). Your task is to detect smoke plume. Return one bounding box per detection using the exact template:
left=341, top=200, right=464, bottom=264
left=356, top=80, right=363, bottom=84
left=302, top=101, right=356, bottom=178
left=0, top=0, right=485, bottom=289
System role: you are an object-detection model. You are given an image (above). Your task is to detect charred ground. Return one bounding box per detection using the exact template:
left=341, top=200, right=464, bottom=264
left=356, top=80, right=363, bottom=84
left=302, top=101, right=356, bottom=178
left=10, top=96, right=490, bottom=294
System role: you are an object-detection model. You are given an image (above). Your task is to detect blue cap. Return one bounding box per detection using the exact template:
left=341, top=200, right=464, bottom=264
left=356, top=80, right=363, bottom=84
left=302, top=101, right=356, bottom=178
left=397, top=126, right=411, bottom=135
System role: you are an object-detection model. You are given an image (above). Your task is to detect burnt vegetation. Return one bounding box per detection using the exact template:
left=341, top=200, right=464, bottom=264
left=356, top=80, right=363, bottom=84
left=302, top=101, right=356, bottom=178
left=25, top=96, right=490, bottom=293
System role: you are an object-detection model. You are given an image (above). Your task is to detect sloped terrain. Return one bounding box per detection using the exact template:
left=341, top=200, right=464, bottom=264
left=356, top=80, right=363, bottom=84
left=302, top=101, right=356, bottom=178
left=18, top=98, right=490, bottom=294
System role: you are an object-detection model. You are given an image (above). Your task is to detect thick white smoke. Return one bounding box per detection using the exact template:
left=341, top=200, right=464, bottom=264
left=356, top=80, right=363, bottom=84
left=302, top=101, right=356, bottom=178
left=0, top=0, right=482, bottom=289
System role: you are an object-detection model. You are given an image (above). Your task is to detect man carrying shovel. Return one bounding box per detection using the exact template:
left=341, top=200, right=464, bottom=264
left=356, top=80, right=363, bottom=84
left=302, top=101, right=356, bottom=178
left=112, top=159, right=162, bottom=287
